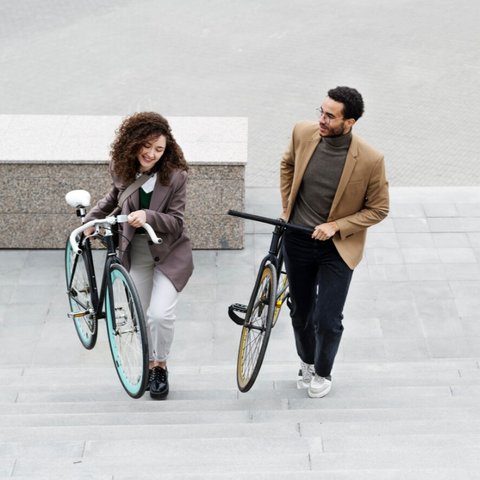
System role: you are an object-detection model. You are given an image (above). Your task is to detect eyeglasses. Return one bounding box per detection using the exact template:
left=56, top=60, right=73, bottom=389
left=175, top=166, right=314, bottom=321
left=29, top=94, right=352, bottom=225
left=315, top=107, right=343, bottom=124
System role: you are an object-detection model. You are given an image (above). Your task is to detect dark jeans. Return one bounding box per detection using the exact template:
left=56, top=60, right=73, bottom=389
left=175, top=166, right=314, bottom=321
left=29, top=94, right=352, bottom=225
left=283, top=230, right=353, bottom=378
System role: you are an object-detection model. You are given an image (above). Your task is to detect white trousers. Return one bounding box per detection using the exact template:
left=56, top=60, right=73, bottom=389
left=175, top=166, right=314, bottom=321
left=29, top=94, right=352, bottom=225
left=129, top=235, right=179, bottom=362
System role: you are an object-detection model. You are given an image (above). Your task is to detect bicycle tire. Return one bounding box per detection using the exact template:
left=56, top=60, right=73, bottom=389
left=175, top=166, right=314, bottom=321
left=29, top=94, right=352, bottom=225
left=65, top=238, right=98, bottom=350
left=105, top=263, right=148, bottom=398
left=237, top=262, right=277, bottom=392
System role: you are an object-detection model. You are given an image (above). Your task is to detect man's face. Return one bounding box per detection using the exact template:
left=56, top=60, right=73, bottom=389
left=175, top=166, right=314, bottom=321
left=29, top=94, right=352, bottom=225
left=317, top=96, right=355, bottom=137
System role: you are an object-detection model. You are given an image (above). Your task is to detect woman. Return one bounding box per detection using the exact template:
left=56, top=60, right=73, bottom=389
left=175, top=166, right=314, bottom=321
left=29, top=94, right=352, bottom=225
left=85, top=112, right=194, bottom=400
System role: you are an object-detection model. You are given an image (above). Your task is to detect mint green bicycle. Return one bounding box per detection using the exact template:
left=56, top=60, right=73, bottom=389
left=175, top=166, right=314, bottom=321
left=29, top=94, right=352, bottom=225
left=65, top=189, right=161, bottom=398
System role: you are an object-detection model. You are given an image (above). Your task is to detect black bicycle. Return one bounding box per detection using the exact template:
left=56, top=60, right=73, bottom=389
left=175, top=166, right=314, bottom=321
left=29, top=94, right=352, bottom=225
left=64, top=189, right=161, bottom=398
left=227, top=210, right=313, bottom=392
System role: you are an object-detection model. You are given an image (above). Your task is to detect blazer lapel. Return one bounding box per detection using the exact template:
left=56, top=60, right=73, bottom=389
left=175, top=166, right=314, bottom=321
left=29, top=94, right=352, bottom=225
left=149, top=176, right=172, bottom=210
left=330, top=135, right=358, bottom=213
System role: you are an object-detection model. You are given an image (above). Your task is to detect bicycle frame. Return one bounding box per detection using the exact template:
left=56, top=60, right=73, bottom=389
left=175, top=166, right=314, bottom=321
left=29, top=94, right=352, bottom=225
left=67, top=234, right=99, bottom=316
left=68, top=228, right=121, bottom=328
left=228, top=208, right=312, bottom=292
left=227, top=210, right=313, bottom=324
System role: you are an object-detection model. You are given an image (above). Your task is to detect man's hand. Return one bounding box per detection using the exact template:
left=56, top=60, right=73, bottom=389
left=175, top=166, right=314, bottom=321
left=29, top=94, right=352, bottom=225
left=128, top=210, right=147, bottom=228
left=312, top=221, right=338, bottom=241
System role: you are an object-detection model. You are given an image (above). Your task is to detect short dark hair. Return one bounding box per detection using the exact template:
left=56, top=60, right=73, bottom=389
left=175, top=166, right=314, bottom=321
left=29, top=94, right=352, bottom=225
left=327, top=86, right=364, bottom=121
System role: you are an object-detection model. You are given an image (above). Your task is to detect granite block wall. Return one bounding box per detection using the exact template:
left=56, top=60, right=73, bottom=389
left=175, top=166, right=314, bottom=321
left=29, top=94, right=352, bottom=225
left=0, top=115, right=247, bottom=249
left=0, top=161, right=244, bottom=249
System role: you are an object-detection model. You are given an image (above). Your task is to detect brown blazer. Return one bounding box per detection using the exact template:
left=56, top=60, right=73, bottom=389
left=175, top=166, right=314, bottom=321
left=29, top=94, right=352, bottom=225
left=85, top=169, right=193, bottom=292
left=280, top=121, right=389, bottom=269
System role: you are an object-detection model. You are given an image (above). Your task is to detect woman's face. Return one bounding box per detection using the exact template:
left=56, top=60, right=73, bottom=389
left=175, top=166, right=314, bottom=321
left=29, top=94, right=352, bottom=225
left=137, top=135, right=167, bottom=173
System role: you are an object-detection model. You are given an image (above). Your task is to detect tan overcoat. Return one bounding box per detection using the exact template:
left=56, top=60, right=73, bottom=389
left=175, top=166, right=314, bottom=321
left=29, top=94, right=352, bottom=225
left=280, top=121, right=389, bottom=269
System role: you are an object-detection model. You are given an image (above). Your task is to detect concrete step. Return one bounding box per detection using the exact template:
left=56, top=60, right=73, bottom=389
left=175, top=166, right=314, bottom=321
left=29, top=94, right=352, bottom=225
left=1, top=384, right=479, bottom=414
left=2, top=361, right=480, bottom=393
left=3, top=446, right=479, bottom=478
left=1, top=416, right=480, bottom=442
left=0, top=471, right=472, bottom=480
left=1, top=359, right=480, bottom=479
left=3, top=452, right=310, bottom=477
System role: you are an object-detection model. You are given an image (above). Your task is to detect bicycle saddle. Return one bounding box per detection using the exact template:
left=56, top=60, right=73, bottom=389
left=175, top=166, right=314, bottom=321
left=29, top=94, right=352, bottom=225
left=65, top=190, right=91, bottom=208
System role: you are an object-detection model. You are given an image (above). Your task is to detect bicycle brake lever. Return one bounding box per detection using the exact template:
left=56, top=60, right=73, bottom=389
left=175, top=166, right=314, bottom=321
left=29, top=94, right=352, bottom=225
left=116, top=215, right=129, bottom=223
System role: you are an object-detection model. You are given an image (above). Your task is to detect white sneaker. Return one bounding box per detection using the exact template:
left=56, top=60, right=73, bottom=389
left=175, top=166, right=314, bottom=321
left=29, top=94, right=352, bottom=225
left=308, top=374, right=332, bottom=398
left=297, top=361, right=315, bottom=389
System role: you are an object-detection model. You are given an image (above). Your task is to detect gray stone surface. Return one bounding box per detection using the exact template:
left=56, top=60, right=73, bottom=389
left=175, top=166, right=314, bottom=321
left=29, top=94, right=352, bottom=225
left=1, top=0, right=480, bottom=478
left=1, top=0, right=480, bottom=189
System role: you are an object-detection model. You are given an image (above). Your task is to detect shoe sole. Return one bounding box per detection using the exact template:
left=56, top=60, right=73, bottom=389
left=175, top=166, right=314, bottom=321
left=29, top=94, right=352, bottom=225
left=150, top=389, right=169, bottom=400
left=308, top=384, right=331, bottom=398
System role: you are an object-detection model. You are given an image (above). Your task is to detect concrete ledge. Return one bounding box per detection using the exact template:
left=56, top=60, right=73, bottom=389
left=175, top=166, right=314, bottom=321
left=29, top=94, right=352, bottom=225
left=0, top=115, right=247, bottom=249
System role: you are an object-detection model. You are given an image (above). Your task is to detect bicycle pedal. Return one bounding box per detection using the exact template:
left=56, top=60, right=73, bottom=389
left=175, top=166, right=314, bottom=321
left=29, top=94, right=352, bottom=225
left=228, top=303, right=247, bottom=325
left=68, top=311, right=89, bottom=319
left=231, top=303, right=247, bottom=313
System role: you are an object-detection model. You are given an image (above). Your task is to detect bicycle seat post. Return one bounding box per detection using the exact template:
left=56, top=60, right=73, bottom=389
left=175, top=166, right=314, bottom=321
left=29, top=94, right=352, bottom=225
left=76, top=206, right=87, bottom=219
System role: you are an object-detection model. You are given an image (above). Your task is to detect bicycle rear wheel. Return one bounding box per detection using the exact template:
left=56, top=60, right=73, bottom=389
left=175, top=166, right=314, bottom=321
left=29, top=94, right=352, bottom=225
left=105, top=263, right=148, bottom=398
left=237, top=262, right=277, bottom=392
left=65, top=238, right=98, bottom=350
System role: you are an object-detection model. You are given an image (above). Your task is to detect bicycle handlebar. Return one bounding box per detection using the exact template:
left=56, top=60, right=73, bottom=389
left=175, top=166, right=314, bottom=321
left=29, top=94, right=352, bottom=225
left=228, top=210, right=314, bottom=235
left=69, top=215, right=162, bottom=254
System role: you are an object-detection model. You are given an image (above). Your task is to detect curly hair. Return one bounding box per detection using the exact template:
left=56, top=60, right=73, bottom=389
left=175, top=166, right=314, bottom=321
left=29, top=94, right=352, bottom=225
left=110, top=112, right=188, bottom=185
left=327, top=86, right=364, bottom=121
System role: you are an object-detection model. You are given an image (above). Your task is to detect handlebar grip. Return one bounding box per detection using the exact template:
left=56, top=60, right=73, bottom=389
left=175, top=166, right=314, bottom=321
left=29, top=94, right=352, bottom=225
left=143, top=223, right=162, bottom=244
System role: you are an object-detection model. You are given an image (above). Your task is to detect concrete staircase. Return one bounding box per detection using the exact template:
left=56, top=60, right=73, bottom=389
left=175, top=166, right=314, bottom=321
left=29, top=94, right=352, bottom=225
left=2, top=358, right=480, bottom=479
left=2, top=185, right=480, bottom=478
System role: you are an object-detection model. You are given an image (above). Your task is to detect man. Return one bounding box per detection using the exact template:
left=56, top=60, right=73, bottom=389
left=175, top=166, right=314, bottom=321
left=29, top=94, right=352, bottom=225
left=280, top=86, right=389, bottom=398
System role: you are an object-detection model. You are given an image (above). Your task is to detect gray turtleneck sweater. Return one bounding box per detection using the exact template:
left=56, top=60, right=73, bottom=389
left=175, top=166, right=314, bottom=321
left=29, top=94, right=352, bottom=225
left=291, top=132, right=352, bottom=227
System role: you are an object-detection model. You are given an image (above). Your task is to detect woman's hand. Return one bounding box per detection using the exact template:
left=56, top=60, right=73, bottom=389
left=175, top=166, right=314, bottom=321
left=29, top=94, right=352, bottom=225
left=128, top=210, right=147, bottom=228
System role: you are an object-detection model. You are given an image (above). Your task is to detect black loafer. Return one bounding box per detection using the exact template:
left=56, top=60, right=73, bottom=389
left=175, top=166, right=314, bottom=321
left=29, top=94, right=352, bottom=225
left=150, top=366, right=169, bottom=400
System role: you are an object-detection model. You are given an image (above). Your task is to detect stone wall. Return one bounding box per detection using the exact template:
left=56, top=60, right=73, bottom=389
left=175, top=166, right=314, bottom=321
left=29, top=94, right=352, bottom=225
left=0, top=115, right=247, bottom=249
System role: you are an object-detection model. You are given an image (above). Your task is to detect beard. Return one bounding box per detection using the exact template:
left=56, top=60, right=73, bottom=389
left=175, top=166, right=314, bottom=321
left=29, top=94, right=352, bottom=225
left=320, top=120, right=347, bottom=138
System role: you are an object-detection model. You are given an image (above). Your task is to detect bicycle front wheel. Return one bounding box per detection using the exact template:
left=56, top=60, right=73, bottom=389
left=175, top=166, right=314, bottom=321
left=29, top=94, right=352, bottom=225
left=105, top=263, right=149, bottom=398
left=65, top=238, right=98, bottom=350
left=237, top=262, right=277, bottom=392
